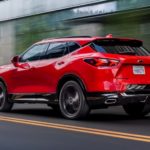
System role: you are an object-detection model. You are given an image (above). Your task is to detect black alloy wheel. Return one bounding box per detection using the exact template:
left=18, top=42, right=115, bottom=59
left=0, top=82, right=13, bottom=112
left=59, top=81, right=90, bottom=119
left=123, top=100, right=150, bottom=117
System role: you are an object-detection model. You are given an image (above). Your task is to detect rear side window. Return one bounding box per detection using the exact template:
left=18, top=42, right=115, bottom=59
left=67, top=42, right=81, bottom=53
left=46, top=42, right=67, bottom=59
left=91, top=39, right=150, bottom=56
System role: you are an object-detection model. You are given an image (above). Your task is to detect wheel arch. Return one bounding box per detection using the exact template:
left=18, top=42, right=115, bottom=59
left=57, top=74, right=87, bottom=96
left=0, top=77, right=7, bottom=89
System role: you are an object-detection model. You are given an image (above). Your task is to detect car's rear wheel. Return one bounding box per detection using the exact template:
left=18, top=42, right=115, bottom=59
left=59, top=81, right=90, bottom=119
left=0, top=82, right=13, bottom=112
left=123, top=101, right=150, bottom=117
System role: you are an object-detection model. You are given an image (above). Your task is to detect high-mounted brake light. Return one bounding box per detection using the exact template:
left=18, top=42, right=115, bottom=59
left=106, top=34, right=113, bottom=38
left=84, top=58, right=119, bottom=67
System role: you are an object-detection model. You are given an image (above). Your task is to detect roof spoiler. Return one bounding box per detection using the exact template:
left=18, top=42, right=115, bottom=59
left=82, top=38, right=143, bottom=47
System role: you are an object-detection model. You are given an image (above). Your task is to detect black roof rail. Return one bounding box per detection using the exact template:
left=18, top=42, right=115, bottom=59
left=43, top=36, right=92, bottom=41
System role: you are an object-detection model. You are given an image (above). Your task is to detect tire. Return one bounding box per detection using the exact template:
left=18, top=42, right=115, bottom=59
left=59, top=80, right=90, bottom=119
left=123, top=101, right=150, bottom=117
left=0, top=82, right=13, bottom=112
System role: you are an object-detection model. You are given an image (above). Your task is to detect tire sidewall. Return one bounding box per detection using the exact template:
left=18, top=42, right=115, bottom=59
left=59, top=81, right=89, bottom=119
left=0, top=82, right=7, bottom=109
left=123, top=102, right=150, bottom=117
left=0, top=82, right=12, bottom=112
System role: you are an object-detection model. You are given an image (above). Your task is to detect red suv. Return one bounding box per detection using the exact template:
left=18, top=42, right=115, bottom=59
left=0, top=35, right=150, bottom=119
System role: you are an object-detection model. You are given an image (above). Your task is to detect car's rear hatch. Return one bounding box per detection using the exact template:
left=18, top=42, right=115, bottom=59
left=91, top=38, right=150, bottom=84
left=116, top=56, right=150, bottom=83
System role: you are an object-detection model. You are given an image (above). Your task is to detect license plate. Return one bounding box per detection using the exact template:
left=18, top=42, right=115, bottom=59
left=133, top=66, right=145, bottom=75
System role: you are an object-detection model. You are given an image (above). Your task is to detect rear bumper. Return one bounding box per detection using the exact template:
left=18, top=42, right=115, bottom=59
left=86, top=92, right=150, bottom=108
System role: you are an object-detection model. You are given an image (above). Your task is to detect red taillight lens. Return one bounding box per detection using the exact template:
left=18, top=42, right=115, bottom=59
left=84, top=58, right=119, bottom=67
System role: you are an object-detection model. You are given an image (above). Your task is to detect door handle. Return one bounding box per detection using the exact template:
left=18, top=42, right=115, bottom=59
left=31, top=66, right=36, bottom=70
left=58, top=61, right=64, bottom=65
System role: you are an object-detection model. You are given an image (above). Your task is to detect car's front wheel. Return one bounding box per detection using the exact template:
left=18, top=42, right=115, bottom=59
left=0, top=82, right=13, bottom=112
left=123, top=101, right=150, bottom=117
left=59, top=81, right=90, bottom=119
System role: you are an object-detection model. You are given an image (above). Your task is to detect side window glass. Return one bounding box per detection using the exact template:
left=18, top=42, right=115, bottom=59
left=46, top=42, right=67, bottom=59
left=67, top=42, right=80, bottom=53
left=20, top=44, right=48, bottom=62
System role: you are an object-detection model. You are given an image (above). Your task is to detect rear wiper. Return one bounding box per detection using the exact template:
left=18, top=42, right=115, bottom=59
left=118, top=51, right=136, bottom=55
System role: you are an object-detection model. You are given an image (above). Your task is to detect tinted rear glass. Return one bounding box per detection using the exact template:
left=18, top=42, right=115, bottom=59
left=67, top=42, right=81, bottom=53
left=91, top=39, right=150, bottom=56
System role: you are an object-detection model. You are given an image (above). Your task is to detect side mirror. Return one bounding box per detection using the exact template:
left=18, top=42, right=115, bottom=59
left=11, top=56, right=19, bottom=67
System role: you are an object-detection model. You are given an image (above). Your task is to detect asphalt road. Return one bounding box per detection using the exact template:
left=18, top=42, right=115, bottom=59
left=0, top=104, right=150, bottom=150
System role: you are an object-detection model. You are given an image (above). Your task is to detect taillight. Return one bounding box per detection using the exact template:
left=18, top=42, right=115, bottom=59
left=84, top=58, right=119, bottom=67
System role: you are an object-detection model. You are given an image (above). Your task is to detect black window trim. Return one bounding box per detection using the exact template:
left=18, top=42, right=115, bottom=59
left=19, top=41, right=81, bottom=62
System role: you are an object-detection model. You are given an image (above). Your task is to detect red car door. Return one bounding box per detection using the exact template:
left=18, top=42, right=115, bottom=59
left=11, top=43, right=49, bottom=93
left=35, top=42, right=69, bottom=93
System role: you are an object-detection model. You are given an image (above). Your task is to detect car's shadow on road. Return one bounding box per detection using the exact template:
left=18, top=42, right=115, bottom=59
left=6, top=105, right=150, bottom=124
left=1, top=105, right=150, bottom=134
left=11, top=107, right=61, bottom=118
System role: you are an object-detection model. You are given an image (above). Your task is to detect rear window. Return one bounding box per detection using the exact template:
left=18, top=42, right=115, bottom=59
left=91, top=39, right=150, bottom=56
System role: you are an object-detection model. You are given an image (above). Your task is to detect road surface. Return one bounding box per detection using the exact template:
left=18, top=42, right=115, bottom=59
left=0, top=104, right=150, bottom=150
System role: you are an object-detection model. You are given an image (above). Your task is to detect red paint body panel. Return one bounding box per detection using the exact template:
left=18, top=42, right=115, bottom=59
left=0, top=36, right=150, bottom=95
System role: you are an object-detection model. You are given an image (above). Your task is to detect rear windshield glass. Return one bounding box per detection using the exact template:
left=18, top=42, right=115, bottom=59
left=91, top=39, right=150, bottom=56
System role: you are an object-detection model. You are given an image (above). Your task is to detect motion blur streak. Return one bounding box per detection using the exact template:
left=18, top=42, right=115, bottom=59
left=0, top=0, right=150, bottom=65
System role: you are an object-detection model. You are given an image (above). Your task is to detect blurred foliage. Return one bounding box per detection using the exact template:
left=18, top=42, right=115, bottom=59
left=14, top=0, right=150, bottom=54
left=15, top=13, right=72, bottom=54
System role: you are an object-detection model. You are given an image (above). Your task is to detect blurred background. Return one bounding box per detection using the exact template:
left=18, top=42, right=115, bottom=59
left=0, top=0, right=149, bottom=64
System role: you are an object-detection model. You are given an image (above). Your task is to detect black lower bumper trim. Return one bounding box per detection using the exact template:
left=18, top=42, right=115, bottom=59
left=86, top=92, right=150, bottom=108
